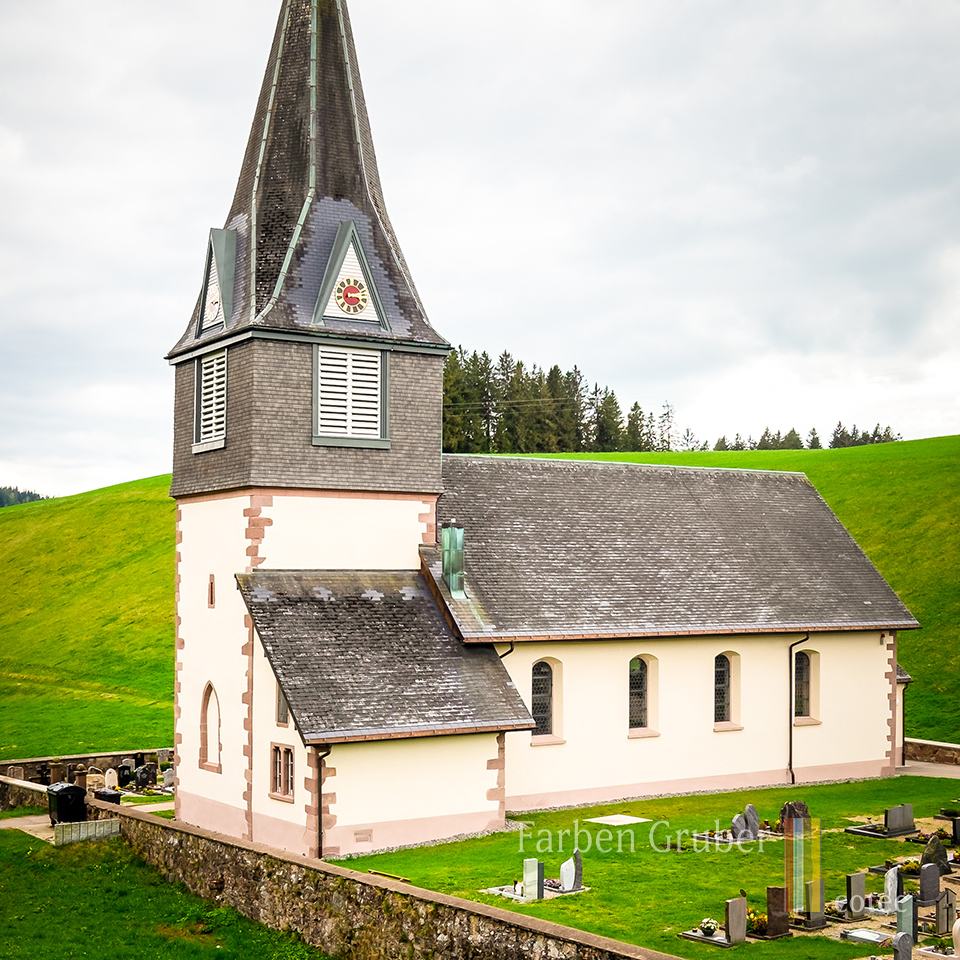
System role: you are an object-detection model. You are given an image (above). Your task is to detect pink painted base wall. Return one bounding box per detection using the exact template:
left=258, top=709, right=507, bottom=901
left=326, top=809, right=502, bottom=856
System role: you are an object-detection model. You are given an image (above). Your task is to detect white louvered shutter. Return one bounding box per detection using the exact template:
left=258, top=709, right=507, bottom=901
left=197, top=350, right=227, bottom=442
left=318, top=347, right=382, bottom=438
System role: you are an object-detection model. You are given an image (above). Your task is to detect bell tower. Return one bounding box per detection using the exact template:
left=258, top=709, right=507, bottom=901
left=167, top=0, right=449, bottom=845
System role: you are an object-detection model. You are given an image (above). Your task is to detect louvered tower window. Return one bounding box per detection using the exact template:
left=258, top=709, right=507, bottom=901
left=714, top=654, right=730, bottom=723
left=195, top=350, right=227, bottom=444
left=316, top=346, right=382, bottom=439
left=629, top=657, right=648, bottom=728
left=531, top=661, right=553, bottom=736
left=795, top=651, right=811, bottom=717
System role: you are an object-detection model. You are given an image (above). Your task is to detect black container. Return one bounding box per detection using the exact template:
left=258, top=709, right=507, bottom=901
left=47, top=782, right=87, bottom=825
left=93, top=787, right=122, bottom=805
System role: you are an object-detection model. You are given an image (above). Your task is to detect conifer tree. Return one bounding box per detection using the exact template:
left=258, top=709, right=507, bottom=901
left=807, top=427, right=822, bottom=449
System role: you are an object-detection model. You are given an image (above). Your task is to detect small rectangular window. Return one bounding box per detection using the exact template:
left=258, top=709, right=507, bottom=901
left=195, top=349, right=227, bottom=445
left=270, top=745, right=294, bottom=799
left=276, top=686, right=289, bottom=725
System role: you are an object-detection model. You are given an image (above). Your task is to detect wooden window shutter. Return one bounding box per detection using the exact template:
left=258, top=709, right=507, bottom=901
left=197, top=350, right=227, bottom=443
left=318, top=347, right=381, bottom=438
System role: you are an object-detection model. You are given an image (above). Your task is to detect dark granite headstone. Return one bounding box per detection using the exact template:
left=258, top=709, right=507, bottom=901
left=919, top=862, right=941, bottom=904
left=731, top=813, right=748, bottom=840
left=744, top=804, right=760, bottom=839
left=134, top=765, right=150, bottom=790
left=766, top=886, right=789, bottom=937
left=922, top=835, right=952, bottom=876
left=117, top=765, right=132, bottom=787
left=846, top=873, right=866, bottom=919
left=804, top=877, right=825, bottom=929
left=953, top=818, right=960, bottom=847
left=779, top=800, right=810, bottom=823
left=892, top=931, right=913, bottom=960
left=573, top=848, right=583, bottom=891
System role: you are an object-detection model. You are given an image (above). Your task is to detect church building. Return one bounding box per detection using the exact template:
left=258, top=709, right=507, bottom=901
left=167, top=0, right=918, bottom=858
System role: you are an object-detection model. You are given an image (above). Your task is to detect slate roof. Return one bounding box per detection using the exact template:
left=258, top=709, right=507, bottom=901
left=424, top=456, right=920, bottom=640
left=168, top=0, right=447, bottom=360
left=236, top=570, right=534, bottom=743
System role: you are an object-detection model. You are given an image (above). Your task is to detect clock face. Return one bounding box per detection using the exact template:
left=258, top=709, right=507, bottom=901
left=202, top=279, right=223, bottom=327
left=334, top=277, right=369, bottom=315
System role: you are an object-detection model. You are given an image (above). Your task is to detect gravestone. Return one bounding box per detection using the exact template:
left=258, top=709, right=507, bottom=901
left=731, top=813, right=748, bottom=840
left=162, top=768, right=175, bottom=789
left=937, top=889, right=957, bottom=937
left=896, top=894, right=918, bottom=942
left=6, top=766, right=24, bottom=781
left=573, top=848, right=583, bottom=891
left=885, top=804, right=915, bottom=835
left=846, top=873, right=866, bottom=919
left=779, top=800, right=810, bottom=823
left=922, top=835, right=952, bottom=876
left=725, top=896, right=747, bottom=945
left=892, top=931, right=913, bottom=960
left=884, top=865, right=901, bottom=913
left=117, top=765, right=131, bottom=787
left=36, top=763, right=51, bottom=786
left=744, top=804, right=760, bottom=839
left=804, top=877, right=825, bottom=929
left=560, top=856, right=576, bottom=892
left=953, top=914, right=960, bottom=953
left=522, top=858, right=543, bottom=900
left=134, top=766, right=150, bottom=790
left=953, top=818, right=960, bottom=847
left=104, top=768, right=118, bottom=790
left=134, top=753, right=145, bottom=767
left=919, top=862, right=940, bottom=904
left=121, top=758, right=136, bottom=770
left=144, top=763, right=158, bottom=786
left=158, top=749, right=169, bottom=764
left=87, top=766, right=102, bottom=776
left=766, top=886, right=789, bottom=937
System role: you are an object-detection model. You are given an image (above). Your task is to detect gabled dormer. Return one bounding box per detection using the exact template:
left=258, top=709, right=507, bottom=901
left=167, top=0, right=449, bottom=500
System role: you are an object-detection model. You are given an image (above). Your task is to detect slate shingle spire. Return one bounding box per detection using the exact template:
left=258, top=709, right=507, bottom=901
left=168, top=0, right=445, bottom=358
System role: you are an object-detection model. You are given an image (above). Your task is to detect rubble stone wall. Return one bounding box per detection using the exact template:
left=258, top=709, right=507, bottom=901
left=905, top=738, right=960, bottom=765
left=0, top=775, right=48, bottom=812
left=84, top=799, right=678, bottom=960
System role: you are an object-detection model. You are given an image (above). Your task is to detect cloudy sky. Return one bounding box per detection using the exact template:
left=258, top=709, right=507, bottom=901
left=1, top=0, right=958, bottom=496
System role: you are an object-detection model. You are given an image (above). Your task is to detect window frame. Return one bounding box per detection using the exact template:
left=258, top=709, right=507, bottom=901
left=713, top=650, right=743, bottom=732
left=530, top=658, right=564, bottom=745
left=199, top=683, right=221, bottom=773
left=270, top=743, right=295, bottom=802
left=793, top=649, right=821, bottom=725
left=312, top=343, right=390, bottom=449
left=628, top=654, right=660, bottom=738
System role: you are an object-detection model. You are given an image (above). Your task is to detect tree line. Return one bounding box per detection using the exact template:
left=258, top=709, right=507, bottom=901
left=442, top=347, right=899, bottom=454
left=0, top=486, right=46, bottom=508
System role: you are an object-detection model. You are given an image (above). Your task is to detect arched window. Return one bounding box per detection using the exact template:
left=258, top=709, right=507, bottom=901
left=531, top=661, right=553, bottom=736
left=795, top=651, right=811, bottom=717
left=199, top=682, right=221, bottom=772
left=629, top=657, right=648, bottom=728
left=714, top=654, right=730, bottom=723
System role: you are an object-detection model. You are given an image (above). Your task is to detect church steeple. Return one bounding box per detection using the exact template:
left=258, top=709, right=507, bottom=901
left=169, top=0, right=445, bottom=359
left=167, top=0, right=448, bottom=500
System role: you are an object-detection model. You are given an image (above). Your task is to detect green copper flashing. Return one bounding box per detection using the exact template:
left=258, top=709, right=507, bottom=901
left=312, top=220, right=390, bottom=331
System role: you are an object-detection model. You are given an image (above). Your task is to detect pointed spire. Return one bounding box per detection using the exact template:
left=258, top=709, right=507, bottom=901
left=169, top=0, right=446, bottom=358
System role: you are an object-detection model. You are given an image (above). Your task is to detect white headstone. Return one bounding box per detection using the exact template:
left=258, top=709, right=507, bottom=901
left=560, top=856, right=576, bottom=892
left=104, top=768, right=118, bottom=790
left=884, top=865, right=899, bottom=913
left=522, top=858, right=540, bottom=900
left=952, top=915, right=960, bottom=954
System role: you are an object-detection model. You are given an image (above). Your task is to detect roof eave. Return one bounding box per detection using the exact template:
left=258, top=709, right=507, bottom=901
left=303, top=720, right=536, bottom=746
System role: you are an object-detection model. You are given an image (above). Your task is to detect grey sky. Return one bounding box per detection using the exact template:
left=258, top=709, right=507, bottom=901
left=1, top=0, right=957, bottom=496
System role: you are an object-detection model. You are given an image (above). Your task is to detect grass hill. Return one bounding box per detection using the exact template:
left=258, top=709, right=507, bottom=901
left=0, top=436, right=956, bottom=761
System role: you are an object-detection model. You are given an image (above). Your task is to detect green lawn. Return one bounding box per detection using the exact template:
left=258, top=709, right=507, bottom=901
left=343, top=776, right=960, bottom=959
left=0, top=435, right=957, bottom=760
left=0, top=475, right=175, bottom=758
left=0, top=831, right=330, bottom=959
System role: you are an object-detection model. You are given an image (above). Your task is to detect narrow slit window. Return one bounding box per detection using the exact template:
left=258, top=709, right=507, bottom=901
left=795, top=651, right=810, bottom=717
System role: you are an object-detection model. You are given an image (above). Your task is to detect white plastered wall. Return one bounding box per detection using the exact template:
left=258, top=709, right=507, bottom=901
left=324, top=733, right=503, bottom=856
left=176, top=489, right=433, bottom=845
left=501, top=631, right=894, bottom=811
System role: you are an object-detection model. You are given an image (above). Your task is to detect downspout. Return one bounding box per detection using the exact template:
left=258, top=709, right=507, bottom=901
left=499, top=639, right=516, bottom=660
left=788, top=633, right=810, bottom=785
left=316, top=744, right=331, bottom=859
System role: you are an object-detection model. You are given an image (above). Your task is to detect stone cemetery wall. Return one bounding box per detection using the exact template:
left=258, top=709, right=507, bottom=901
left=0, top=774, right=48, bottom=812
left=3, top=747, right=173, bottom=783
left=86, top=799, right=680, bottom=960
left=905, top=738, right=960, bottom=765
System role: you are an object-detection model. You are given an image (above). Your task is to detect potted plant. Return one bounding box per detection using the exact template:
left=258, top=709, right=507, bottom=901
left=699, top=918, right=720, bottom=937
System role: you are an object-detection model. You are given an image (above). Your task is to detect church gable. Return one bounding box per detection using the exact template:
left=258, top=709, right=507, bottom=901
left=313, top=221, right=389, bottom=330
